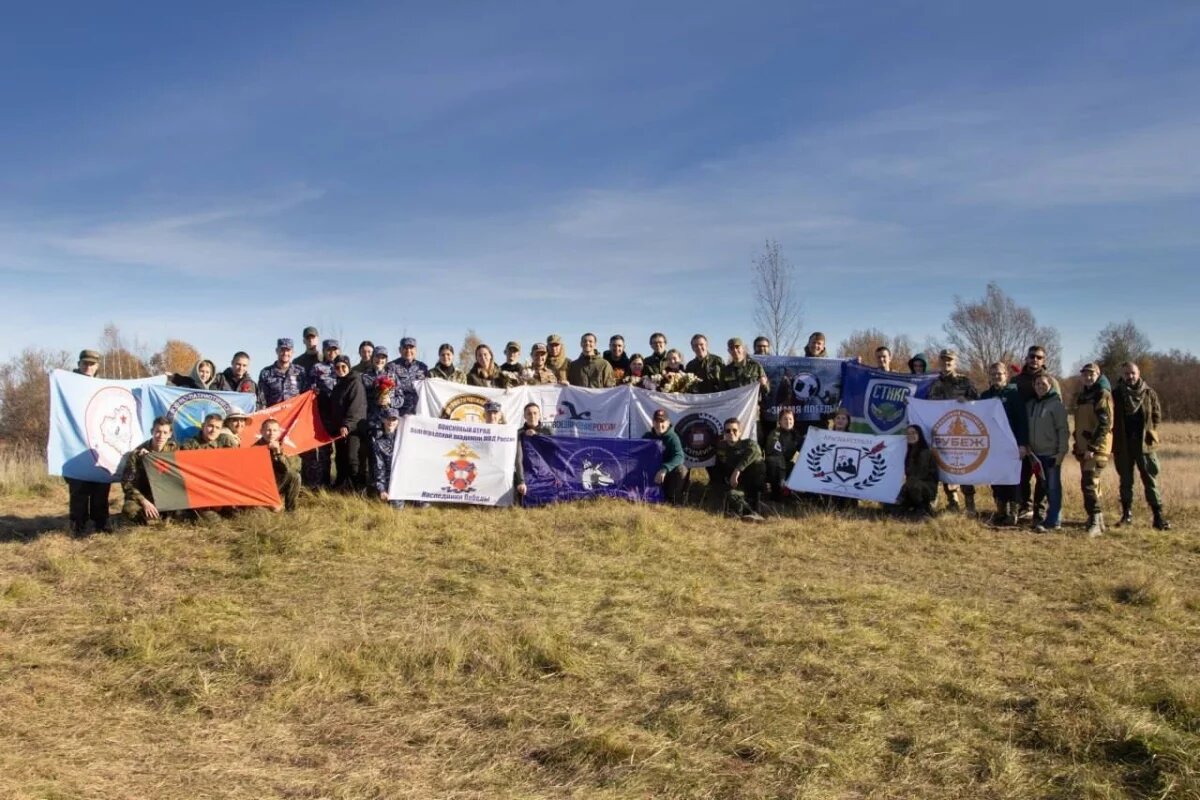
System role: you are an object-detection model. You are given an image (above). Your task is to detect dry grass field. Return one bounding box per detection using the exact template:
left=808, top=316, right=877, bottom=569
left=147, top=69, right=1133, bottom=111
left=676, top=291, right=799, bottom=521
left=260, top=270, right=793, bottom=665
left=1, top=425, right=1198, bottom=799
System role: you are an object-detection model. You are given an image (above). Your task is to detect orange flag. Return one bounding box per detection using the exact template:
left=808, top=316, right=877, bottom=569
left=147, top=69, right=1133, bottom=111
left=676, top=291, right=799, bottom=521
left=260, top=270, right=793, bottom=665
left=145, top=448, right=282, bottom=511
left=240, top=391, right=337, bottom=455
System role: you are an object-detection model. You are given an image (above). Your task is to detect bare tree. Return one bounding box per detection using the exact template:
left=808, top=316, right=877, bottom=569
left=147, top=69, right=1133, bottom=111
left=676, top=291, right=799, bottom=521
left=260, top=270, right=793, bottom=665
left=942, top=283, right=1061, bottom=382
left=836, top=328, right=914, bottom=367
left=752, top=240, right=803, bottom=356
left=458, top=329, right=482, bottom=373
left=0, top=347, right=72, bottom=446
left=1093, top=320, right=1152, bottom=379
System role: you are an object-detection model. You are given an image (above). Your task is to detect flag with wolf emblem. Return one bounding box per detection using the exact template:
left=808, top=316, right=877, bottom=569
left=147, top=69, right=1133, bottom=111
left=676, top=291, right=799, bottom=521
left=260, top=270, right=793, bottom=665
left=840, top=362, right=937, bottom=435
left=786, top=428, right=906, bottom=503
left=520, top=435, right=663, bottom=507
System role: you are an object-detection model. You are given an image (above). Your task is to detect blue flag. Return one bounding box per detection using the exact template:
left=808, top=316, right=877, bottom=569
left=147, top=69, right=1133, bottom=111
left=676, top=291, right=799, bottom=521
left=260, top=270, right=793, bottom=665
left=521, top=435, right=664, bottom=507
left=137, top=384, right=258, bottom=444
left=840, top=362, right=937, bottom=434
left=47, top=370, right=167, bottom=482
left=753, top=356, right=847, bottom=422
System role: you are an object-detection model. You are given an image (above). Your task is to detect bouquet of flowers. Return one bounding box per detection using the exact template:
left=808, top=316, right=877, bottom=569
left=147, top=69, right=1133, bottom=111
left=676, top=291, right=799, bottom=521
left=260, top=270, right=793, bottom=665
left=640, top=373, right=663, bottom=390
left=374, top=374, right=396, bottom=405
left=613, top=367, right=626, bottom=383
left=659, top=371, right=700, bottom=394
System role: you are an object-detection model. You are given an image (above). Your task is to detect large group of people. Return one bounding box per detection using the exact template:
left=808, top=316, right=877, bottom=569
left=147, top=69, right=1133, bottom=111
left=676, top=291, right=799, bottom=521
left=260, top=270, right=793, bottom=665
left=61, top=329, right=1174, bottom=537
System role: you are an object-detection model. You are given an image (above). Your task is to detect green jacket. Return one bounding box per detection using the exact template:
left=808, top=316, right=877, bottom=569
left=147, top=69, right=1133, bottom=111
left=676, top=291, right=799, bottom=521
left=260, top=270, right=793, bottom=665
left=1026, top=390, right=1069, bottom=458
left=905, top=447, right=939, bottom=488
left=720, top=358, right=766, bottom=391
left=643, top=351, right=668, bottom=376
left=642, top=425, right=685, bottom=472
left=121, top=439, right=178, bottom=504
left=568, top=354, right=615, bottom=388
left=1112, top=379, right=1162, bottom=456
left=685, top=354, right=724, bottom=394
left=715, top=438, right=763, bottom=473
left=180, top=434, right=234, bottom=451
left=428, top=363, right=466, bottom=383
left=1073, top=383, right=1113, bottom=462
left=255, top=441, right=300, bottom=478
left=928, top=372, right=979, bottom=401
left=546, top=353, right=570, bottom=383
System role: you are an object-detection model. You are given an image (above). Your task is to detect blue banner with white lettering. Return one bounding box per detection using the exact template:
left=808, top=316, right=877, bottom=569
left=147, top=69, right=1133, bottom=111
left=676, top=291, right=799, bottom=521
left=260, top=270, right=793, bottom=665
left=521, top=435, right=664, bottom=507
left=840, top=362, right=937, bottom=435
left=137, top=384, right=258, bottom=444
left=753, top=356, right=848, bottom=422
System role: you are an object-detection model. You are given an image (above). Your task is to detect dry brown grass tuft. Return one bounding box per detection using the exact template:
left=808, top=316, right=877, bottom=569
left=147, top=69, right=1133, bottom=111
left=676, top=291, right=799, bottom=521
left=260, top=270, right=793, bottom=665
left=1, top=424, right=1198, bottom=798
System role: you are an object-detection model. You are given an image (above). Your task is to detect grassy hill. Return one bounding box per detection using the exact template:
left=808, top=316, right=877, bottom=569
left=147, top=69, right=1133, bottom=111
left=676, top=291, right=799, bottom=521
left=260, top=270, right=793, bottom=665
left=1, top=428, right=1198, bottom=799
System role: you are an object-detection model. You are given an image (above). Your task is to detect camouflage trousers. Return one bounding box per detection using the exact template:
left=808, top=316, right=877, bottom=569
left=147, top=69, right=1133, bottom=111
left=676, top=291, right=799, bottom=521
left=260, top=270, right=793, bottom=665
left=1080, top=464, right=1105, bottom=515
left=1115, top=449, right=1163, bottom=511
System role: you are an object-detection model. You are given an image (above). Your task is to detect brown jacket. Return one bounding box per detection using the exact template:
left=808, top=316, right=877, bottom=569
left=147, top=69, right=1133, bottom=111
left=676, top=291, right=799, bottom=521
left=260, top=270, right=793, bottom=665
left=1112, top=379, right=1162, bottom=456
left=1073, top=383, right=1113, bottom=469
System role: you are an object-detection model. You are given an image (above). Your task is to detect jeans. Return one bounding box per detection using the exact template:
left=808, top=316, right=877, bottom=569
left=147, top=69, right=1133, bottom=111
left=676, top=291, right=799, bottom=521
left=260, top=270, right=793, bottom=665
left=1034, top=455, right=1062, bottom=527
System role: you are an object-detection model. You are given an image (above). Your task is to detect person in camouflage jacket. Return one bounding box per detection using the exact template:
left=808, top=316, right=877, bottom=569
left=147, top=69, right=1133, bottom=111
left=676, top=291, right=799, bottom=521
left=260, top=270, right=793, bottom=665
left=429, top=343, right=467, bottom=383
left=1074, top=363, right=1113, bottom=535
left=927, top=349, right=980, bottom=513
left=685, top=334, right=724, bottom=394
left=121, top=416, right=178, bottom=523
left=1112, top=362, right=1170, bottom=530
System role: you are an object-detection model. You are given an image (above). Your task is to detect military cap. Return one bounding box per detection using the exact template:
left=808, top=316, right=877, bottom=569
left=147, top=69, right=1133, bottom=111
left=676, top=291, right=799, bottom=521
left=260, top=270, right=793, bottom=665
left=547, top=334, right=563, bottom=345
left=372, top=346, right=389, bottom=359
left=531, top=342, right=548, bottom=354
left=224, top=410, right=250, bottom=422
left=483, top=400, right=502, bottom=413
left=727, top=337, right=744, bottom=349
left=382, top=408, right=400, bottom=420
left=78, top=349, right=101, bottom=363
left=333, top=354, right=352, bottom=367
left=303, top=326, right=319, bottom=338
left=939, top=348, right=957, bottom=360
left=400, top=336, right=417, bottom=348
left=276, top=338, right=294, bottom=350
left=322, top=339, right=340, bottom=350
left=505, top=341, right=521, bottom=352
left=1080, top=362, right=1100, bottom=373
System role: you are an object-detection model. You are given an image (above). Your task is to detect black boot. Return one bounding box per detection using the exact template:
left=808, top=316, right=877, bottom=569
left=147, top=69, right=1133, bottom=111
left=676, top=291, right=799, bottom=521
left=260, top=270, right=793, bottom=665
left=1116, top=505, right=1133, bottom=527
left=1152, top=509, right=1172, bottom=531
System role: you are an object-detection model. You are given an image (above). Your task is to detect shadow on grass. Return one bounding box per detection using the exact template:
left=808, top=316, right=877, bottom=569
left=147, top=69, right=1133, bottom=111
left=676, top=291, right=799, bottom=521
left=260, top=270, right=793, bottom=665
left=0, top=513, right=70, bottom=542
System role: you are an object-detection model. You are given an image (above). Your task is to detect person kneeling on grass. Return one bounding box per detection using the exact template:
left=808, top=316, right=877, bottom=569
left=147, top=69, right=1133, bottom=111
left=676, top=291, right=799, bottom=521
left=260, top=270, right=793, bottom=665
left=121, top=415, right=178, bottom=524
left=710, top=418, right=766, bottom=522
left=764, top=407, right=801, bottom=502
left=372, top=409, right=404, bottom=509
left=255, top=418, right=301, bottom=512
left=895, top=425, right=938, bottom=517
left=642, top=408, right=688, bottom=505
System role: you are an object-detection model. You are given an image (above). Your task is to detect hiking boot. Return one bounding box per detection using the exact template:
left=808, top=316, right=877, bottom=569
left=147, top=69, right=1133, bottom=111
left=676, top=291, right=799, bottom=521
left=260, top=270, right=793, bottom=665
left=1085, top=514, right=1103, bottom=537
left=1116, top=506, right=1133, bottom=527
left=1152, top=510, right=1172, bottom=531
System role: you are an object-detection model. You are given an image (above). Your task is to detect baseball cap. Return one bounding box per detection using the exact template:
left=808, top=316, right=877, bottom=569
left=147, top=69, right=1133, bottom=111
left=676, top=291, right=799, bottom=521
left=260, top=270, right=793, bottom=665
left=939, top=348, right=957, bottom=360
left=372, top=346, right=389, bottom=359
left=303, top=326, right=319, bottom=338
left=400, top=337, right=417, bottom=348
left=382, top=408, right=400, bottom=420
left=531, top=342, right=547, bottom=354
left=78, top=349, right=101, bottom=363
left=547, top=334, right=563, bottom=345
left=322, top=339, right=340, bottom=350
left=505, top=341, right=521, bottom=352
left=483, top=400, right=502, bottom=413
left=276, top=338, right=294, bottom=349
left=727, top=337, right=744, bottom=349
left=333, top=355, right=352, bottom=367
left=1080, top=362, right=1100, bottom=373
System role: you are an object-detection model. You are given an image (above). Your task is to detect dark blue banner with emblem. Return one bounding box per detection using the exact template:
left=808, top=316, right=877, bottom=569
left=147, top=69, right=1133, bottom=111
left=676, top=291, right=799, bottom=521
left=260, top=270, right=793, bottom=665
left=521, top=435, right=664, bottom=507
left=839, top=362, right=937, bottom=435
left=753, top=356, right=848, bottom=422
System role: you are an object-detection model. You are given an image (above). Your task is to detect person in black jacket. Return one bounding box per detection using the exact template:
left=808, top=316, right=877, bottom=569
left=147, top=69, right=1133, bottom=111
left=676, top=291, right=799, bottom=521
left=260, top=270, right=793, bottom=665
left=325, top=355, right=367, bottom=490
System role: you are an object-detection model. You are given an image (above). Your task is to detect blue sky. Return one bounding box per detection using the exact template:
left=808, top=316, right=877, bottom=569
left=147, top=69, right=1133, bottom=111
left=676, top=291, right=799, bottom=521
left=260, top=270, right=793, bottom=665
left=1, top=1, right=1196, bottom=371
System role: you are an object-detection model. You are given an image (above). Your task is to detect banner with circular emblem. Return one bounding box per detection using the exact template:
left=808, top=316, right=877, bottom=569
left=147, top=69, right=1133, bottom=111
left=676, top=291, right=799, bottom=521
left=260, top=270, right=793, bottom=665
left=906, top=398, right=1021, bottom=485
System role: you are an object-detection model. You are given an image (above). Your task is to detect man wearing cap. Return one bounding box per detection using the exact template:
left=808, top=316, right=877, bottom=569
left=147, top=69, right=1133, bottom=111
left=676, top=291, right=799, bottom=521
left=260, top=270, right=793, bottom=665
left=479, top=400, right=523, bottom=500
left=121, top=415, right=178, bottom=525
left=603, top=335, right=632, bottom=379
left=294, top=326, right=321, bottom=372
left=372, top=410, right=404, bottom=508
left=927, top=349, right=980, bottom=513
left=1014, top=344, right=1060, bottom=521
left=568, top=332, right=616, bottom=388
left=304, top=339, right=343, bottom=488
left=644, top=333, right=669, bottom=376
left=499, top=341, right=525, bottom=387
left=721, top=338, right=768, bottom=391
left=387, top=337, right=428, bottom=417
left=685, top=334, right=724, bottom=394
left=217, top=409, right=251, bottom=447
left=545, top=335, right=570, bottom=384
left=429, top=343, right=466, bottom=383
left=257, top=338, right=308, bottom=409
left=642, top=408, right=687, bottom=505
left=526, top=343, right=558, bottom=384
left=65, top=348, right=112, bottom=535
left=326, top=354, right=367, bottom=490
left=1113, top=362, right=1171, bottom=531
left=352, top=341, right=375, bottom=375
left=214, top=352, right=257, bottom=395
left=710, top=417, right=766, bottom=521
left=1073, top=362, right=1113, bottom=536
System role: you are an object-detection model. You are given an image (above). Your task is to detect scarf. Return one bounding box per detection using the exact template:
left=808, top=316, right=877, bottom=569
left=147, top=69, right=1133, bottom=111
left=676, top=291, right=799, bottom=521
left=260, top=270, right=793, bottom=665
left=1118, top=378, right=1147, bottom=417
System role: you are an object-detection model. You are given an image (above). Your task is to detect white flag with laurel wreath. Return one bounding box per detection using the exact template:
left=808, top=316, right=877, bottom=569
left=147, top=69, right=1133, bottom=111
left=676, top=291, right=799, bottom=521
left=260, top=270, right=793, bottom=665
left=786, top=428, right=907, bottom=503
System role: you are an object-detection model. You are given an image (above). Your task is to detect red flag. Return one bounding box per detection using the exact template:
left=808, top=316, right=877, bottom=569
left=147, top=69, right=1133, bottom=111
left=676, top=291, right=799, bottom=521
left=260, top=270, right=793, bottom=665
left=145, top=448, right=282, bottom=511
left=241, top=391, right=336, bottom=455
